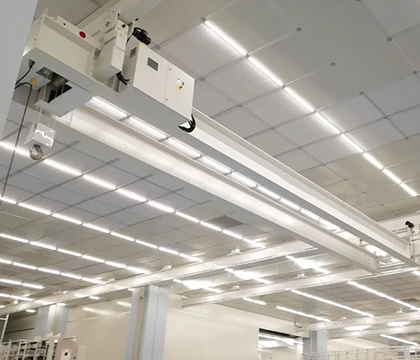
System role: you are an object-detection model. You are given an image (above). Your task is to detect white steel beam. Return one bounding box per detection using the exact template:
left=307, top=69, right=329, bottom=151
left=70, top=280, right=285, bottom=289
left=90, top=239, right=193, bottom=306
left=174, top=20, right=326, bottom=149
left=0, top=241, right=313, bottom=315
left=330, top=325, right=420, bottom=339
left=190, top=109, right=413, bottom=265
left=53, top=108, right=378, bottom=272
left=0, top=0, right=37, bottom=134
left=182, top=268, right=369, bottom=307
left=300, top=310, right=420, bottom=332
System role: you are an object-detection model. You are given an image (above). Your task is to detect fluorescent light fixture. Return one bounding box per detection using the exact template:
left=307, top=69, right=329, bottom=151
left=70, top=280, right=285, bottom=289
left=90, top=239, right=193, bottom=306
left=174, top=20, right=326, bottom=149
left=257, top=186, right=280, bottom=200
left=158, top=247, right=180, bottom=256
left=14, top=263, right=37, bottom=270
left=204, top=20, right=247, bottom=56
left=0, top=196, right=17, bottom=204
left=117, top=301, right=131, bottom=308
left=110, top=232, right=135, bottom=242
left=287, top=255, right=329, bottom=274
left=363, top=153, right=384, bottom=170
left=383, top=169, right=402, bottom=184
left=38, top=268, right=60, bottom=275
left=126, top=266, right=148, bottom=274
left=380, top=334, right=418, bottom=346
left=82, top=277, right=103, bottom=284
left=0, top=293, right=10, bottom=298
left=301, top=209, right=321, bottom=221
left=57, top=248, right=82, bottom=257
left=387, top=322, right=410, bottom=327
left=199, top=156, right=231, bottom=174
left=228, top=172, right=258, bottom=188
left=319, top=219, right=340, bottom=231
left=175, top=212, right=200, bottom=223
left=116, top=188, right=147, bottom=202
left=345, top=326, right=370, bottom=332
left=173, top=279, right=183, bottom=283
left=126, top=116, right=167, bottom=140
left=83, top=175, right=116, bottom=190
left=43, top=159, right=82, bottom=176
left=280, top=198, right=301, bottom=211
left=200, top=221, right=222, bottom=231
left=314, top=113, right=341, bottom=134
left=10, top=295, right=32, bottom=301
left=30, top=242, right=56, bottom=251
left=82, top=223, right=110, bottom=233
left=57, top=303, right=66, bottom=307
left=52, top=213, right=82, bottom=225
left=0, top=279, right=22, bottom=285
left=89, top=296, right=100, bottom=300
left=222, top=229, right=243, bottom=240
left=284, top=87, right=315, bottom=112
left=248, top=57, right=283, bottom=86
left=164, top=137, right=201, bottom=158
left=348, top=281, right=420, bottom=311
left=243, top=297, right=266, bottom=305
left=365, top=244, right=388, bottom=257
left=88, top=97, right=128, bottom=120
left=0, top=259, right=12, bottom=265
left=26, top=309, right=36, bottom=313
left=0, top=142, right=28, bottom=156
left=203, top=287, right=223, bottom=294
left=0, top=234, right=29, bottom=243
left=292, top=289, right=374, bottom=318
left=179, top=253, right=202, bottom=262
left=340, top=134, right=364, bottom=153
left=136, top=240, right=158, bottom=249
left=243, top=238, right=264, bottom=248
left=61, top=272, right=82, bottom=280
left=147, top=201, right=175, bottom=213
left=18, top=203, right=51, bottom=215
left=22, top=283, right=44, bottom=289
left=414, top=270, right=420, bottom=277
left=276, top=306, right=331, bottom=322
left=401, top=183, right=417, bottom=197
left=105, top=261, right=127, bottom=269
left=82, top=255, right=105, bottom=263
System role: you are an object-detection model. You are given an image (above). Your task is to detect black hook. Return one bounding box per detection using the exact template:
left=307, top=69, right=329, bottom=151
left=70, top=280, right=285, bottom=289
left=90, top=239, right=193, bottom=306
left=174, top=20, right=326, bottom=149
left=178, top=114, right=196, bottom=133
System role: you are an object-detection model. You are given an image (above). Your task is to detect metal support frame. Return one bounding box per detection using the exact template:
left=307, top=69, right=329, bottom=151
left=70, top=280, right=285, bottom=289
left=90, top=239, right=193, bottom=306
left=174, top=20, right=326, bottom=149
left=0, top=241, right=314, bottom=315
left=182, top=268, right=369, bottom=307
left=190, top=109, right=414, bottom=265
left=330, top=324, right=420, bottom=339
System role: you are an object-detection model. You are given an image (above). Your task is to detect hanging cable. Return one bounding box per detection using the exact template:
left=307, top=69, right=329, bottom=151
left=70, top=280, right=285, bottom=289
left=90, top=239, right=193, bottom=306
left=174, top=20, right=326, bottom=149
left=15, top=60, right=35, bottom=87
left=0, top=81, right=33, bottom=207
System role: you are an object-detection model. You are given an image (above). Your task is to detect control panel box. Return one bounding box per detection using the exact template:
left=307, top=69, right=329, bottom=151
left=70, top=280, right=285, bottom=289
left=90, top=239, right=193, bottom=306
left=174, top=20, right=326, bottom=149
left=121, top=44, right=194, bottom=119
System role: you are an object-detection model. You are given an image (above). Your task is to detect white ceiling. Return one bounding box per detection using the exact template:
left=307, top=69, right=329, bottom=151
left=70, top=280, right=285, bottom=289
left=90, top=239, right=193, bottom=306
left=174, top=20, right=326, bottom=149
left=4, top=0, right=420, bottom=348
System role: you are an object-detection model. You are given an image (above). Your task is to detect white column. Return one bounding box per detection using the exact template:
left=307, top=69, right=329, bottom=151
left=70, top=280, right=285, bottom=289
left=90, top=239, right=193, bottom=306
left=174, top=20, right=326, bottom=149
left=0, top=0, right=37, bottom=135
left=34, top=305, right=56, bottom=337
left=303, top=330, right=328, bottom=360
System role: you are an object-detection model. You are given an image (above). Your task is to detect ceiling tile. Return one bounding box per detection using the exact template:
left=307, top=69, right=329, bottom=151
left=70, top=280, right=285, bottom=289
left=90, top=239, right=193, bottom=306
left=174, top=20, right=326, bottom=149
left=347, top=119, right=404, bottom=151
left=300, top=166, right=342, bottom=186
left=388, top=160, right=420, bottom=182
left=347, top=171, right=395, bottom=193
left=62, top=178, right=109, bottom=197
left=176, top=187, right=212, bottom=203
left=121, top=180, right=168, bottom=200
left=129, top=203, right=171, bottom=219
left=193, top=80, right=237, bottom=117
left=43, top=186, right=88, bottom=206
left=161, top=24, right=242, bottom=76
left=368, top=139, right=420, bottom=167
left=86, top=166, right=138, bottom=187
left=321, top=95, right=383, bottom=132
left=8, top=173, right=55, bottom=193
left=245, top=89, right=309, bottom=127
left=362, top=205, right=395, bottom=222
left=363, top=0, right=420, bottom=35
left=207, top=60, right=277, bottom=103
left=303, top=136, right=359, bottom=164
left=324, top=181, right=362, bottom=202
left=277, top=114, right=336, bottom=146
left=366, top=185, right=411, bottom=204
left=105, top=210, right=145, bottom=226
left=73, top=141, right=120, bottom=163
left=215, top=108, right=270, bottom=138
left=49, top=149, right=103, bottom=172
left=210, top=0, right=294, bottom=52
left=367, top=75, right=420, bottom=115
left=275, top=149, right=320, bottom=172
left=390, top=106, right=420, bottom=137
left=326, top=154, right=377, bottom=179
left=248, top=130, right=296, bottom=156
left=155, top=193, right=196, bottom=210
left=394, top=26, right=420, bottom=71
left=384, top=197, right=420, bottom=213
left=344, top=193, right=378, bottom=210
left=112, top=158, right=155, bottom=179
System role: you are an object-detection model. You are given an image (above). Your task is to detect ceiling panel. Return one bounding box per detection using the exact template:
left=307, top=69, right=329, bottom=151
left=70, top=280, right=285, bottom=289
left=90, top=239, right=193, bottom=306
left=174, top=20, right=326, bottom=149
left=303, top=136, right=359, bottom=164
left=248, top=130, right=296, bottom=156
left=300, top=166, right=342, bottom=187
left=275, top=149, right=320, bottom=172
left=390, top=106, right=420, bottom=137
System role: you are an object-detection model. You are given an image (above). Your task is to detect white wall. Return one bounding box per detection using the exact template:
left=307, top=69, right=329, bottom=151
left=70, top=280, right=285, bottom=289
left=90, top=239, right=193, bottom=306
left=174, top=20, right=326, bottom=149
left=260, top=345, right=302, bottom=360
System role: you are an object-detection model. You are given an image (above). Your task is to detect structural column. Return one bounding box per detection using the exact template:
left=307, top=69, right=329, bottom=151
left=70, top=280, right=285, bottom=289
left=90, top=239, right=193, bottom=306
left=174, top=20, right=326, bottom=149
left=124, top=285, right=169, bottom=360
left=303, top=330, right=328, bottom=360
left=34, top=305, right=69, bottom=338
left=0, top=0, right=38, bottom=134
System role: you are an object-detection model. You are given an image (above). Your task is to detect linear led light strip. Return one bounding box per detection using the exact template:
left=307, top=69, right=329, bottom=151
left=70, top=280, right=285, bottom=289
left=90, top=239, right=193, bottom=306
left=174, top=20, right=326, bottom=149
left=203, top=20, right=417, bottom=199
left=225, top=268, right=272, bottom=285
left=0, top=254, right=104, bottom=285
left=348, top=281, right=420, bottom=311
left=0, top=143, right=262, bottom=253
left=286, top=255, right=329, bottom=275
left=380, top=334, right=419, bottom=346
left=259, top=334, right=303, bottom=345
left=173, top=278, right=222, bottom=294
left=0, top=278, right=44, bottom=290
left=291, top=289, right=374, bottom=318
left=0, top=292, right=33, bottom=302
left=0, top=233, right=148, bottom=274
left=243, top=297, right=266, bottom=305
left=276, top=306, right=331, bottom=322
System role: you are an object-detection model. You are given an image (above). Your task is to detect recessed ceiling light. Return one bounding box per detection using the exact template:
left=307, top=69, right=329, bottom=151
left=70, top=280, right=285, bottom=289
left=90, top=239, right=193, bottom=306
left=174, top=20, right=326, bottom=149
left=276, top=306, right=330, bottom=322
